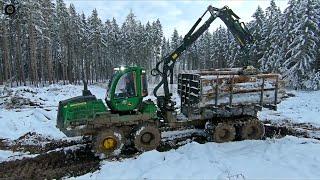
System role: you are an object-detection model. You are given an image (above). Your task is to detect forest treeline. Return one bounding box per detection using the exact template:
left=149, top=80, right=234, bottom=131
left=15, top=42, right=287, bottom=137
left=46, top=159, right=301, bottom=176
left=0, top=0, right=319, bottom=89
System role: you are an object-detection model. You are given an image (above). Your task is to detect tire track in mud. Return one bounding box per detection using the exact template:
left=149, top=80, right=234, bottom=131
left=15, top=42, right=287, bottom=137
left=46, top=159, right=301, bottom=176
left=0, top=144, right=100, bottom=180
left=0, top=132, right=89, bottom=154
left=0, top=123, right=319, bottom=179
left=263, top=121, right=320, bottom=140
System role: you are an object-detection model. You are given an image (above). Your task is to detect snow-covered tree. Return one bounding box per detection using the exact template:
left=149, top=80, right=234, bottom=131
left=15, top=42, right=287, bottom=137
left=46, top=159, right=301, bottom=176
left=249, top=6, right=267, bottom=68
left=87, top=9, right=103, bottom=82
left=283, top=0, right=320, bottom=89
left=260, top=0, right=284, bottom=73
left=0, top=0, right=319, bottom=90
left=121, top=11, right=138, bottom=66
left=198, top=30, right=212, bottom=69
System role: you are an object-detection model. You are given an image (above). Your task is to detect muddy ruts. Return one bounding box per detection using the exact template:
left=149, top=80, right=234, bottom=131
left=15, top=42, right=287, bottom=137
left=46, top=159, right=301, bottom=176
left=0, top=123, right=317, bottom=179
left=0, top=145, right=100, bottom=180
left=263, top=124, right=308, bottom=138
left=0, top=132, right=91, bottom=154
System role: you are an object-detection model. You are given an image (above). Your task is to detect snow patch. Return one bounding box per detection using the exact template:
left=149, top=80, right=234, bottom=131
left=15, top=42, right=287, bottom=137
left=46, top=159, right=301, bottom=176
left=75, top=136, right=320, bottom=179
left=0, top=84, right=107, bottom=140
left=259, top=90, right=320, bottom=126
left=0, top=150, right=38, bottom=163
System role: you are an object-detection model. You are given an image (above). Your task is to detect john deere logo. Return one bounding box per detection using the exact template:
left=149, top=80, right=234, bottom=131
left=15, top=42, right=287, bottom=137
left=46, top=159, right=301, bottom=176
left=121, top=100, right=127, bottom=105
left=4, top=4, right=16, bottom=15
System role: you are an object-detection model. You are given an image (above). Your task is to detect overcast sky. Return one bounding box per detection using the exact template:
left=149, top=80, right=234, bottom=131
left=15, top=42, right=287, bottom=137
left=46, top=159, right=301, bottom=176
left=65, top=0, right=289, bottom=38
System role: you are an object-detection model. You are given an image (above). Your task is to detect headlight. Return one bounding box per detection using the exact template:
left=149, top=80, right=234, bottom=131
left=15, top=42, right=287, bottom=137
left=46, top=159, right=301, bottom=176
left=120, top=66, right=126, bottom=71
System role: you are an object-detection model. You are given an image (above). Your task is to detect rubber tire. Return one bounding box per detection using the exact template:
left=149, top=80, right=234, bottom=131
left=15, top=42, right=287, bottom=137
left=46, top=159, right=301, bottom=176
left=240, top=120, right=265, bottom=140
left=212, top=123, right=236, bottom=143
left=94, top=128, right=124, bottom=157
left=133, top=124, right=161, bottom=152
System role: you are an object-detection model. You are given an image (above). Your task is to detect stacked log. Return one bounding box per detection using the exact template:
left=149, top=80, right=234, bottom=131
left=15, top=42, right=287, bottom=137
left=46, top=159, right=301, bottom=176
left=178, top=67, right=285, bottom=108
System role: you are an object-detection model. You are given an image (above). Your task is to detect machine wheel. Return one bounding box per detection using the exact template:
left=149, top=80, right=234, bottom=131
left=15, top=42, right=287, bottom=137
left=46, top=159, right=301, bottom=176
left=212, top=123, right=236, bottom=143
left=133, top=123, right=161, bottom=152
left=240, top=119, right=265, bottom=140
left=94, top=128, right=124, bottom=157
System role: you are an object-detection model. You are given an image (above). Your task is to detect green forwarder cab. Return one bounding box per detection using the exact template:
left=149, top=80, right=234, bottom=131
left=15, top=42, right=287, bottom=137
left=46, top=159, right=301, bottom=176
left=57, top=66, right=160, bottom=157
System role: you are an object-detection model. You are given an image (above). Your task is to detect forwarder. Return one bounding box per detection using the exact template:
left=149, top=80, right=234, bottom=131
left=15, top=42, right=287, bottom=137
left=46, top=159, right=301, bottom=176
left=57, top=5, right=280, bottom=157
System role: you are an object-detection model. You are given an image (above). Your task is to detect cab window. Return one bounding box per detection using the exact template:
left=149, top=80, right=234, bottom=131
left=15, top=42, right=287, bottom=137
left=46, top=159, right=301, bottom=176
left=115, top=71, right=136, bottom=98
left=106, top=74, right=115, bottom=100
left=141, top=72, right=148, bottom=97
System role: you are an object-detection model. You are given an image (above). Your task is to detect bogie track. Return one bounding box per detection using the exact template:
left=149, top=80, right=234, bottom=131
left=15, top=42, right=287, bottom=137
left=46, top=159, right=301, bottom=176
left=204, top=116, right=265, bottom=143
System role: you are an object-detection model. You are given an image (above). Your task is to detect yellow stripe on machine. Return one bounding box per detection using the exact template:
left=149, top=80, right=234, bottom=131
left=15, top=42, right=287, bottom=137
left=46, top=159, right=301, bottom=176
left=70, top=102, right=87, bottom=107
left=237, top=36, right=244, bottom=47
left=172, top=53, right=178, bottom=60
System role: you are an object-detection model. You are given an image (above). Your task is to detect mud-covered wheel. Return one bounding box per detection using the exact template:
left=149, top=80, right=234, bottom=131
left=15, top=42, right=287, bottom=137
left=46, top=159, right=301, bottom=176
left=94, top=128, right=124, bottom=157
left=212, top=123, right=236, bottom=143
left=240, top=120, right=265, bottom=140
left=133, top=124, right=160, bottom=152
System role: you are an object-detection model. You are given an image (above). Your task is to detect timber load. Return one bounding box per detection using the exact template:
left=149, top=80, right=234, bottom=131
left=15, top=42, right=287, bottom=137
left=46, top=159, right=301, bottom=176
left=177, top=66, right=285, bottom=118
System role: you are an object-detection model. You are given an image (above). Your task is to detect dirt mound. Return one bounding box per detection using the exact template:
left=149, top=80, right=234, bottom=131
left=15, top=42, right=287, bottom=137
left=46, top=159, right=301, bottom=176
left=5, top=95, right=40, bottom=109
left=0, top=139, right=9, bottom=150
left=0, top=87, right=43, bottom=109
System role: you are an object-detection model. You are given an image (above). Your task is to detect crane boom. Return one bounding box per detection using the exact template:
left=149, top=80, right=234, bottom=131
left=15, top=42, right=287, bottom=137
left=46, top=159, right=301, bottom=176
left=151, top=5, right=254, bottom=113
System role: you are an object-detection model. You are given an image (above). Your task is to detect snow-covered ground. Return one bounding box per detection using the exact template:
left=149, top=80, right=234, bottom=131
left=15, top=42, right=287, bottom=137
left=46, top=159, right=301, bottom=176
left=0, top=150, right=38, bottom=163
left=0, top=84, right=320, bottom=179
left=77, top=136, right=320, bottom=179
left=259, top=90, right=320, bottom=126
left=0, top=84, right=106, bottom=140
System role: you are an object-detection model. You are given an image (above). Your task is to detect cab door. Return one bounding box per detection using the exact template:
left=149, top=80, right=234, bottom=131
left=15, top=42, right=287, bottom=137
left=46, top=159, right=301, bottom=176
left=112, top=70, right=141, bottom=111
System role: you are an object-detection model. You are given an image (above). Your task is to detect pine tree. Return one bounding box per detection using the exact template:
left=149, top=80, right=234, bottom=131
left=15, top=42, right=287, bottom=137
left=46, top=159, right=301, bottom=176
left=121, top=11, right=138, bottom=66
left=170, top=29, right=180, bottom=50
left=143, top=22, right=153, bottom=70
left=249, top=6, right=267, bottom=68
left=284, top=0, right=320, bottom=89
left=87, top=9, right=103, bottom=82
left=56, top=0, right=70, bottom=84
left=198, top=30, right=212, bottom=69
left=42, top=0, right=55, bottom=84
left=66, top=3, right=78, bottom=83
left=79, top=13, right=90, bottom=82
left=260, top=0, right=283, bottom=73
left=28, top=0, right=45, bottom=85
left=283, top=0, right=299, bottom=54
left=102, top=19, right=113, bottom=78
left=212, top=26, right=228, bottom=68
left=309, top=0, right=320, bottom=89
left=170, top=29, right=182, bottom=81
left=109, top=18, right=121, bottom=75
left=0, top=15, right=11, bottom=84
left=151, top=19, right=163, bottom=78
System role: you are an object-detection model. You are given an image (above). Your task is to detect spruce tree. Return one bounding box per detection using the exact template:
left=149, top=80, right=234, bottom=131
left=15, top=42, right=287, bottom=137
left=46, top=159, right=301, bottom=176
left=284, top=0, right=320, bottom=89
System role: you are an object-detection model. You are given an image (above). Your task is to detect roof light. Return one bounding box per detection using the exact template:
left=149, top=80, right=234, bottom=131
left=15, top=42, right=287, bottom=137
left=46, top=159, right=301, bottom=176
left=120, top=66, right=126, bottom=71
left=114, top=67, right=119, bottom=71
